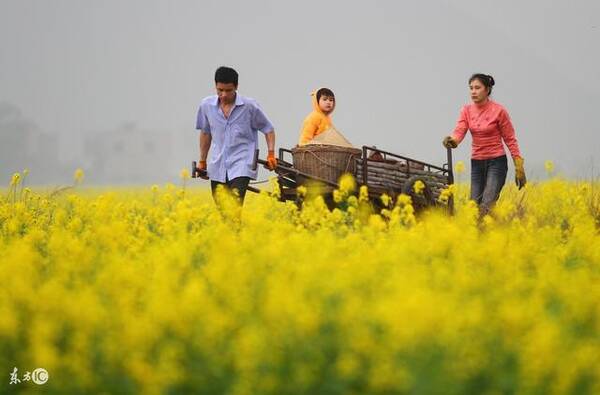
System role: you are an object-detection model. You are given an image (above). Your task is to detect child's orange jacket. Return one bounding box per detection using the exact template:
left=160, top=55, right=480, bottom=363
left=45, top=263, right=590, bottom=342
left=298, top=89, right=334, bottom=145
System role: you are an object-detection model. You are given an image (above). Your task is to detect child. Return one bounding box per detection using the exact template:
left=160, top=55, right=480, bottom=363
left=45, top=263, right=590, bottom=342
left=298, top=87, right=336, bottom=145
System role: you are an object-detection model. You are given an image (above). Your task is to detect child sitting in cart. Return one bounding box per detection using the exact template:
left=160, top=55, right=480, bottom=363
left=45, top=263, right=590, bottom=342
left=298, top=87, right=338, bottom=146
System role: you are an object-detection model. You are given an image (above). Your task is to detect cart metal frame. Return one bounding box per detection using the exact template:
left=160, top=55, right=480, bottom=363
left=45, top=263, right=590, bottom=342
left=244, top=146, right=455, bottom=212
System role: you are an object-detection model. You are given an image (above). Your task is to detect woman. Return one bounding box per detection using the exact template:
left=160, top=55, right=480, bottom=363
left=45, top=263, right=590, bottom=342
left=443, top=74, right=526, bottom=215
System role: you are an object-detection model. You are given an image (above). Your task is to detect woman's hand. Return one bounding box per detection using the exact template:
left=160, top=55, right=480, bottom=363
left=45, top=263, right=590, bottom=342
left=514, top=157, right=526, bottom=189
left=442, top=136, right=458, bottom=149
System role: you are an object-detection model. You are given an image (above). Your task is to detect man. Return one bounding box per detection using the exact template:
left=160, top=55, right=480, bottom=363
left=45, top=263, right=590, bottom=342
left=196, top=66, right=277, bottom=204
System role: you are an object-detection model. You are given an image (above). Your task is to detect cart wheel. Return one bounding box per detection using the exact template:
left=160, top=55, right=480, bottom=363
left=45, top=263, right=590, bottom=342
left=402, top=176, right=434, bottom=211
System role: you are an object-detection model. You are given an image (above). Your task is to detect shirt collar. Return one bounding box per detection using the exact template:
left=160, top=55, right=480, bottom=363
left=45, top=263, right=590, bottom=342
left=234, top=94, right=244, bottom=106
left=474, top=99, right=492, bottom=110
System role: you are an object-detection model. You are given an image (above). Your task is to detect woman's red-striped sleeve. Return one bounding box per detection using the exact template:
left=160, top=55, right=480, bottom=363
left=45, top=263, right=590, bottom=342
left=499, top=108, right=522, bottom=158
left=451, top=106, right=469, bottom=144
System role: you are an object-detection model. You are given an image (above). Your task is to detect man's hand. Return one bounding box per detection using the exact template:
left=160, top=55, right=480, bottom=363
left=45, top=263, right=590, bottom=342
left=442, top=136, right=458, bottom=149
left=514, top=157, right=526, bottom=189
left=266, top=150, right=277, bottom=171
left=196, top=160, right=209, bottom=180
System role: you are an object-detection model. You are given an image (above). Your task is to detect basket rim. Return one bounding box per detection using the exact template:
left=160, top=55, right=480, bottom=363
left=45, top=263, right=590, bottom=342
left=292, top=144, right=362, bottom=154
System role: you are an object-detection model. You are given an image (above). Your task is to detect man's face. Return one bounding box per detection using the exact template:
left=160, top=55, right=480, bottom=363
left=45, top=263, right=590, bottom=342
left=216, top=82, right=237, bottom=104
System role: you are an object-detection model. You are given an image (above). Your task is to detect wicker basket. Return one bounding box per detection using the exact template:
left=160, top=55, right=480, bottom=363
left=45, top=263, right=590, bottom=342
left=292, top=144, right=362, bottom=185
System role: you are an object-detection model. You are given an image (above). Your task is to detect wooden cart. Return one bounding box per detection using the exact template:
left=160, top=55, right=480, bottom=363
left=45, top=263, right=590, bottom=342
left=245, top=146, right=455, bottom=212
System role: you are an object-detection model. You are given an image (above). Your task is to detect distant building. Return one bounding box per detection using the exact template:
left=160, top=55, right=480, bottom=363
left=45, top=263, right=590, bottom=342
left=0, top=102, right=62, bottom=183
left=83, top=122, right=183, bottom=184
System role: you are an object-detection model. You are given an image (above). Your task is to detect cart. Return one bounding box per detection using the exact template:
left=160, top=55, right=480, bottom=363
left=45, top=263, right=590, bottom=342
left=193, top=146, right=455, bottom=212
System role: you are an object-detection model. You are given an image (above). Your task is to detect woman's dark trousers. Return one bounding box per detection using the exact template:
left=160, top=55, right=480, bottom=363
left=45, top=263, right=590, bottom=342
left=470, top=155, right=508, bottom=216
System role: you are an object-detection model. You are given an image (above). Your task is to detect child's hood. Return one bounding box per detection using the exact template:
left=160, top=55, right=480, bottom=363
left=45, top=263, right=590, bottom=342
left=311, top=88, right=335, bottom=115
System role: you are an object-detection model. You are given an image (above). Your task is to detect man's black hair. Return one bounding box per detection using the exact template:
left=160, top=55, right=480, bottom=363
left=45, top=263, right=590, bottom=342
left=316, top=87, right=335, bottom=102
left=215, top=66, right=239, bottom=86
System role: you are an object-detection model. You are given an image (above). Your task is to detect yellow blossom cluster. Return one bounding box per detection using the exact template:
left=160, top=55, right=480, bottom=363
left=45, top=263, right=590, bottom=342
left=1, top=177, right=599, bottom=394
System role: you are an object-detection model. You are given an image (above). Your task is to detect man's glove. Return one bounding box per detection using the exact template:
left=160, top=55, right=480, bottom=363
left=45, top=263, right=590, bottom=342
left=196, top=160, right=209, bottom=180
left=442, top=136, right=458, bottom=149
left=266, top=150, right=277, bottom=170
left=514, top=157, right=526, bottom=189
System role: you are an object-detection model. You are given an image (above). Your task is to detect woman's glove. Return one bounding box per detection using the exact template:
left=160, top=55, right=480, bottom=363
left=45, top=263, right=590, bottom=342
left=266, top=150, right=278, bottom=170
left=442, top=136, right=458, bottom=149
left=514, top=157, right=526, bottom=189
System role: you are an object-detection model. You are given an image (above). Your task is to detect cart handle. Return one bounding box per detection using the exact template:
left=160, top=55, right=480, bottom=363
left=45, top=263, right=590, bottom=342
left=446, top=147, right=454, bottom=184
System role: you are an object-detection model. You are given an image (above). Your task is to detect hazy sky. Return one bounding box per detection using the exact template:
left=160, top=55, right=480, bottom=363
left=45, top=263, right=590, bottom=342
left=1, top=0, right=599, bottom=182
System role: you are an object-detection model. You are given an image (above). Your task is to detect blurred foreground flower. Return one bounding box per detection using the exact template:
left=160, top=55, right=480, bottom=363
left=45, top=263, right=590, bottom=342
left=297, top=185, right=307, bottom=198
left=413, top=180, right=425, bottom=195
left=359, top=185, right=369, bottom=203
left=455, top=161, right=465, bottom=175
left=380, top=193, right=392, bottom=208
left=438, top=184, right=456, bottom=204
left=0, top=180, right=599, bottom=394
left=339, top=173, right=356, bottom=194
left=74, top=168, right=85, bottom=185
left=180, top=168, right=190, bottom=181
left=545, top=160, right=555, bottom=176
left=10, top=172, right=21, bottom=186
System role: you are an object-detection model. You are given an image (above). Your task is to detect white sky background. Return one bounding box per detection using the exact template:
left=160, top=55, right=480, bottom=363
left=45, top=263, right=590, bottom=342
left=1, top=0, right=599, bottom=182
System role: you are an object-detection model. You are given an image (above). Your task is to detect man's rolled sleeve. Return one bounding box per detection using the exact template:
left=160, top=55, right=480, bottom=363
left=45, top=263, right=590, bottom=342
left=196, top=105, right=211, bottom=133
left=251, top=103, right=274, bottom=134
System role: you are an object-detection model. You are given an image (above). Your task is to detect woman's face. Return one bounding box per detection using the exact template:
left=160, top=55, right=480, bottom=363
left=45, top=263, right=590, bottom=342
left=469, top=79, right=489, bottom=104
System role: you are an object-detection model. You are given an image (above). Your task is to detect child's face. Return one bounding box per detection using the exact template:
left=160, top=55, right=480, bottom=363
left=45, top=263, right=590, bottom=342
left=318, top=96, right=335, bottom=114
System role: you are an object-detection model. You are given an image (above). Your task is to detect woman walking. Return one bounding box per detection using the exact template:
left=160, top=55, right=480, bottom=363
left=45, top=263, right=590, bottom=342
left=443, top=74, right=526, bottom=216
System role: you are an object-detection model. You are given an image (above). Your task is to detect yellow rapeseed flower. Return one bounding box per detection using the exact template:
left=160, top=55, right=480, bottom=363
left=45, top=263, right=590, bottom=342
left=339, top=173, right=356, bottom=193
left=380, top=193, right=391, bottom=208
left=180, top=168, right=190, bottom=180
left=333, top=190, right=343, bottom=204
left=269, top=176, right=281, bottom=199
left=0, top=179, right=598, bottom=394
left=545, top=160, right=555, bottom=175
left=297, top=185, right=307, bottom=198
left=10, top=172, right=21, bottom=186
left=413, top=180, right=425, bottom=195
left=74, top=168, right=84, bottom=184
left=359, top=185, right=369, bottom=203
left=396, top=193, right=412, bottom=207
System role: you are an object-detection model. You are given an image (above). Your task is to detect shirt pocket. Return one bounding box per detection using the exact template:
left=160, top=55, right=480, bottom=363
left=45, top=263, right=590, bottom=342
left=233, top=109, right=253, bottom=134
left=231, top=123, right=251, bottom=143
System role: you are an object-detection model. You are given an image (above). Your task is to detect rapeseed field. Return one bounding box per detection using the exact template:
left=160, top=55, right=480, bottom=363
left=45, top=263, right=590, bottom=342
left=1, top=172, right=599, bottom=394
